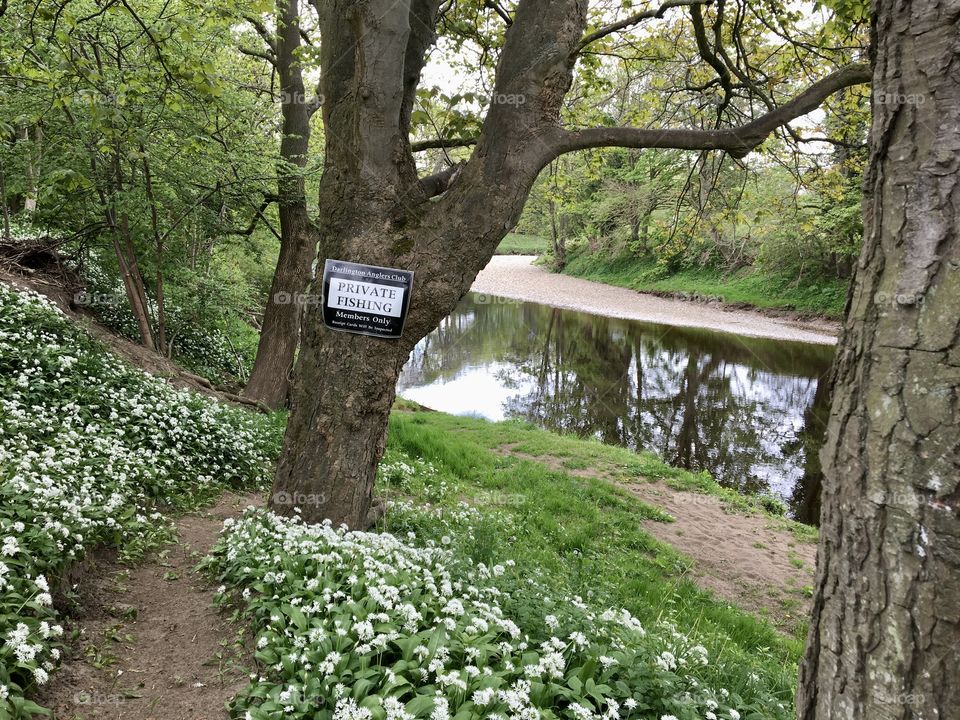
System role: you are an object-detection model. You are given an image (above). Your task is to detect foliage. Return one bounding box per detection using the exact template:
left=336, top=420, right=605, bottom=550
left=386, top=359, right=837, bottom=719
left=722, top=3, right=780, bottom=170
left=0, top=282, right=283, bottom=718
left=495, top=234, right=548, bottom=256
left=0, top=0, right=280, bottom=357
left=77, top=252, right=259, bottom=384
left=205, top=501, right=789, bottom=720
left=562, top=249, right=850, bottom=318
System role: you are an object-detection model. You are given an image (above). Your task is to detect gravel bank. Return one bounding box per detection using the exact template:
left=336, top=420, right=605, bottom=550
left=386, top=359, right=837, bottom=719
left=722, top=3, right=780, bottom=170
left=472, top=256, right=838, bottom=345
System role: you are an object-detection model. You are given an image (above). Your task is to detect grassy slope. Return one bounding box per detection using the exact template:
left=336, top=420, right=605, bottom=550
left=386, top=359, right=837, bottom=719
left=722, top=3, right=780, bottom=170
left=384, top=404, right=812, bottom=699
left=495, top=232, right=548, bottom=255
left=563, top=248, right=849, bottom=318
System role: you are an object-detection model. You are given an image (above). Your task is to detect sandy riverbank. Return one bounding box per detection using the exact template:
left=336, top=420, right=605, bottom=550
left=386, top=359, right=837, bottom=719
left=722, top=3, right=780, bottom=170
left=472, top=255, right=839, bottom=345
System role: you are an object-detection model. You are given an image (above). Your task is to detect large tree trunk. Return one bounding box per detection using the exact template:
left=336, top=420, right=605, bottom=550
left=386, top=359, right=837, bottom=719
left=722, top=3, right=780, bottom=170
left=242, top=0, right=318, bottom=409
left=797, top=2, right=960, bottom=717
left=269, top=0, right=579, bottom=528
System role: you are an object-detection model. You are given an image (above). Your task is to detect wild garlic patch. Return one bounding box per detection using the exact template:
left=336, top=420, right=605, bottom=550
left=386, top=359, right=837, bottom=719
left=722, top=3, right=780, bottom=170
left=0, top=282, right=281, bottom=717
left=205, top=507, right=782, bottom=720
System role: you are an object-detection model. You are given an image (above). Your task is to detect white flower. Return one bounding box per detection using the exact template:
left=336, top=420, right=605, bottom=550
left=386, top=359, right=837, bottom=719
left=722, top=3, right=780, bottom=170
left=333, top=697, right=372, bottom=720
left=655, top=651, right=677, bottom=671
left=473, top=688, right=495, bottom=706
left=431, top=696, right=450, bottom=720
left=570, top=704, right=593, bottom=720
left=0, top=684, right=8, bottom=700
left=728, top=712, right=740, bottom=720
left=1, top=537, right=19, bottom=556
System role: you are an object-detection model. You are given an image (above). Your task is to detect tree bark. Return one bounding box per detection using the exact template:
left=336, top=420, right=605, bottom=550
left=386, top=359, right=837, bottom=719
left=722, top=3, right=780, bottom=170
left=797, top=2, right=960, bottom=717
left=242, top=0, right=319, bottom=409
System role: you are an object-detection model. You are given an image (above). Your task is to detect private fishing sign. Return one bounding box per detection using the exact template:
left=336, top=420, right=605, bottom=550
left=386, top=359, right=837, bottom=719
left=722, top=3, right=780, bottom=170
left=321, top=259, right=414, bottom=339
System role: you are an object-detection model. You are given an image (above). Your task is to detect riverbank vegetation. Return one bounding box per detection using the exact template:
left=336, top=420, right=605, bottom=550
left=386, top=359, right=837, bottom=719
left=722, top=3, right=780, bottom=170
left=562, top=251, right=850, bottom=318
left=515, top=149, right=864, bottom=318
left=2, top=280, right=808, bottom=717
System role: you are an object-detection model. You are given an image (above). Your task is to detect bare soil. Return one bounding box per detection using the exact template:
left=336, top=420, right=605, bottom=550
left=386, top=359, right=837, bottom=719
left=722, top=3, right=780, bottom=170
left=37, top=493, right=263, bottom=720
left=625, top=480, right=815, bottom=634
left=497, top=446, right=815, bottom=635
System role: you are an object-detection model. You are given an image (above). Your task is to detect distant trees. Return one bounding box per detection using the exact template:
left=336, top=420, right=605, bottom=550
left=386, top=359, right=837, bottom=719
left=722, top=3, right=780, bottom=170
left=1, top=0, right=279, bottom=380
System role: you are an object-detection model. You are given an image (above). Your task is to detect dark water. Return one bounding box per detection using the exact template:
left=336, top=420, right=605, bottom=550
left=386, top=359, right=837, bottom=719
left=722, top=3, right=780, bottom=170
left=397, top=293, right=835, bottom=524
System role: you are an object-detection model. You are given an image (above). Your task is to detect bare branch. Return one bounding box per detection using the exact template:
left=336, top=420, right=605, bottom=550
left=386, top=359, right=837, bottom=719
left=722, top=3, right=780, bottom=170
left=410, top=137, right=477, bottom=152
left=239, top=45, right=277, bottom=67
left=484, top=0, right=513, bottom=26
left=553, top=63, right=871, bottom=159
left=575, top=0, right=712, bottom=55
left=244, top=13, right=277, bottom=55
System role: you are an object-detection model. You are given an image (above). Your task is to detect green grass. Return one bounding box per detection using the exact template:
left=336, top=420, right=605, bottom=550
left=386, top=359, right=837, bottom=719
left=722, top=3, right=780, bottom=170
left=563, top=248, right=849, bottom=318
left=382, top=405, right=813, bottom=703
left=495, top=232, right=548, bottom=255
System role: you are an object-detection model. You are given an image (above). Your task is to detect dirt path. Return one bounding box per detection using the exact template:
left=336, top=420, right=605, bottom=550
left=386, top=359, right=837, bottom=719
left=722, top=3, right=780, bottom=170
left=472, top=256, right=838, bottom=345
left=39, top=493, right=262, bottom=720
left=624, top=481, right=816, bottom=633
left=497, top=446, right=816, bottom=635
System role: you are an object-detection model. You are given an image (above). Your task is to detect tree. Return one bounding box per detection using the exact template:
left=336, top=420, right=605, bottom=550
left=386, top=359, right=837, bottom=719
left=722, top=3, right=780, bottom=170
left=269, top=0, right=870, bottom=529
left=241, top=0, right=324, bottom=409
left=796, top=1, right=959, bottom=716
left=2, top=0, right=275, bottom=359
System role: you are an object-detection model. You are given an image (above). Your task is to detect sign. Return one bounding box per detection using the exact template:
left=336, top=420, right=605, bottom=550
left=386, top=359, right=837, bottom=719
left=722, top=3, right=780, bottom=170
left=321, top=259, right=414, bottom=339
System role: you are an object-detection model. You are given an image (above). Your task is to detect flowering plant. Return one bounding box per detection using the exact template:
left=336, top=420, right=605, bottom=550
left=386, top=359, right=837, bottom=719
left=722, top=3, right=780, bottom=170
left=0, top=282, right=281, bottom=717
left=204, top=506, right=772, bottom=720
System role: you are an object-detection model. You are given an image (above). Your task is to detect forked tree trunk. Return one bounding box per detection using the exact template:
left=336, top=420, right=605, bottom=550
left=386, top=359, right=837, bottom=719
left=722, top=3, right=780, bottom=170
left=797, top=2, right=959, bottom=717
left=270, top=0, right=872, bottom=530
left=242, top=0, right=318, bottom=409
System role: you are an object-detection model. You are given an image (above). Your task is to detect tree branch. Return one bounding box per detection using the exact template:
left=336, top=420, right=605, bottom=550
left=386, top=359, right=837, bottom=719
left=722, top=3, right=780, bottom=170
left=554, top=63, right=871, bottom=159
left=239, top=45, right=277, bottom=67
left=484, top=0, right=513, bottom=26
left=574, top=0, right=713, bottom=55
left=410, top=137, right=477, bottom=152
left=244, top=14, right=277, bottom=55
left=416, top=162, right=464, bottom=199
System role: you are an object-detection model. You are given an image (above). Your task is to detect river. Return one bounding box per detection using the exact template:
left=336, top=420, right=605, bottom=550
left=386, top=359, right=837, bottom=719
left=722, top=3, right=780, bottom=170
left=398, top=290, right=835, bottom=524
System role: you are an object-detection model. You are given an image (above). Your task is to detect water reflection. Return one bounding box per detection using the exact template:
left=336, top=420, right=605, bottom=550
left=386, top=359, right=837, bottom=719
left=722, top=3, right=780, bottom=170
left=398, top=293, right=834, bottom=523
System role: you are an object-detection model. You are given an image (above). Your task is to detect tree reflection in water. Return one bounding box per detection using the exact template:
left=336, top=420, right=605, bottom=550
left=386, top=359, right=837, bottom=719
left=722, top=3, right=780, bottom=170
left=398, top=293, right=834, bottom=524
